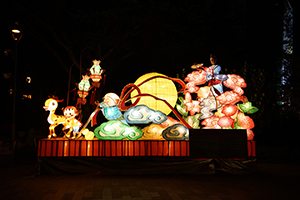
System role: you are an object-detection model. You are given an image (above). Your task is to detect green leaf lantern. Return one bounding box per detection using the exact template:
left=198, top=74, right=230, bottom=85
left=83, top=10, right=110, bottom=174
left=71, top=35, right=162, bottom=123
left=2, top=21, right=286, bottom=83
left=237, top=101, right=259, bottom=114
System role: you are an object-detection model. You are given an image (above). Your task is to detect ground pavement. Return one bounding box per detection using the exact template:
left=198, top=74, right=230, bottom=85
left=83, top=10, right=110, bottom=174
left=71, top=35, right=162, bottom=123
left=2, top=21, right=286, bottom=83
left=0, top=159, right=299, bottom=200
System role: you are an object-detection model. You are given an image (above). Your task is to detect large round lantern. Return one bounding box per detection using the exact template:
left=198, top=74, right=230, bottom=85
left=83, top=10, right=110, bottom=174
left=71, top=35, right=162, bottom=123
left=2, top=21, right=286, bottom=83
left=131, top=72, right=178, bottom=115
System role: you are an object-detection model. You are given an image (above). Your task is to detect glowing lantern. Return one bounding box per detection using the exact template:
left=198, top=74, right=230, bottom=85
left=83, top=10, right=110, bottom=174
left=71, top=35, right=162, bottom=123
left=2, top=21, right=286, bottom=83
left=236, top=112, right=255, bottom=129
left=77, top=75, right=90, bottom=105
left=184, top=93, right=201, bottom=116
left=246, top=129, right=254, bottom=140
left=90, top=60, right=104, bottom=87
left=63, top=106, right=82, bottom=138
left=218, top=116, right=234, bottom=128
left=237, top=101, right=259, bottom=114
left=43, top=98, right=66, bottom=138
left=131, top=72, right=178, bottom=115
left=221, top=104, right=238, bottom=116
left=201, top=116, right=221, bottom=129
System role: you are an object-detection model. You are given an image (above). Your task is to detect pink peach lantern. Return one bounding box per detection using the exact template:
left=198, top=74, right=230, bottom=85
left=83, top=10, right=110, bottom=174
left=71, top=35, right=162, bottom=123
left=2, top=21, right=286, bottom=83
left=218, top=116, right=234, bottom=128
left=221, top=104, right=238, bottom=116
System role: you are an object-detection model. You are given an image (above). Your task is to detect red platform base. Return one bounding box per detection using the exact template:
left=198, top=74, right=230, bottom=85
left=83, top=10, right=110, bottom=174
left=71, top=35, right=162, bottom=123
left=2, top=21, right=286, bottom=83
left=38, top=139, right=190, bottom=157
left=37, top=139, right=255, bottom=158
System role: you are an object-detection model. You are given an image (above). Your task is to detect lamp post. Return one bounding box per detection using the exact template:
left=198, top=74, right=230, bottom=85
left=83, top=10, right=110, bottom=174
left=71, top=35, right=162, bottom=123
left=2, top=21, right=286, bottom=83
left=11, top=22, right=23, bottom=141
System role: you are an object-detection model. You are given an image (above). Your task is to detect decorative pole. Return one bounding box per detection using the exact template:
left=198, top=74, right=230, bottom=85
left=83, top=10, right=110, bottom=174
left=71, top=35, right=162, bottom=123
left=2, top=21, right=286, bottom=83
left=10, top=22, right=23, bottom=142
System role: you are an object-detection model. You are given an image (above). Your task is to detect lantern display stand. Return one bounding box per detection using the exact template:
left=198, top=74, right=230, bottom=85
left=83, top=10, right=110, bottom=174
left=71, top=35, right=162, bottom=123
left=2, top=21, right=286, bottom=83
left=39, top=56, right=258, bottom=175
left=36, top=131, right=256, bottom=175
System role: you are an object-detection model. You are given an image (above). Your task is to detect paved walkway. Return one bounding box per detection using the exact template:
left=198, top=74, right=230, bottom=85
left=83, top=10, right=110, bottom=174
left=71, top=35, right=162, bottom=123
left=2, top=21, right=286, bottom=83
left=0, top=160, right=299, bottom=200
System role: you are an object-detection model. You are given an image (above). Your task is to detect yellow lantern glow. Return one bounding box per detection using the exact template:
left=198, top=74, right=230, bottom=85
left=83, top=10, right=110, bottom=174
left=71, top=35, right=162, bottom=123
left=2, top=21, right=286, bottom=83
left=131, top=72, right=178, bottom=115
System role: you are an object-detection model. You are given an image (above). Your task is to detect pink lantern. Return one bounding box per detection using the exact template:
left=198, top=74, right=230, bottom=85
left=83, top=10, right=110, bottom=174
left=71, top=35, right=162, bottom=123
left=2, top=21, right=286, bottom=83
left=218, top=116, right=234, bottom=128
left=246, top=129, right=254, bottom=140
left=221, top=104, right=238, bottom=116
left=201, top=116, right=220, bottom=129
left=237, top=112, right=255, bottom=129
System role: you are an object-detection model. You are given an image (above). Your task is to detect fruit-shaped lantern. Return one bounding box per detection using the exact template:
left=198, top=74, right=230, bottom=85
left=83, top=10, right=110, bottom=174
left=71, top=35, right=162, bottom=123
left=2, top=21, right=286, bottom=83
left=77, top=75, right=90, bottom=105
left=90, top=60, right=104, bottom=88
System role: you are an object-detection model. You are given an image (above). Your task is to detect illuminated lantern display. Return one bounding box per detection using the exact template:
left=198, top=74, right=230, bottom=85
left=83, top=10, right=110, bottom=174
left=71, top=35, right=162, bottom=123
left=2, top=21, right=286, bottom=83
left=236, top=112, right=255, bottom=130
left=94, top=120, right=143, bottom=140
left=63, top=106, right=82, bottom=138
left=221, top=104, right=239, bottom=116
left=141, top=124, right=165, bottom=140
left=44, top=98, right=84, bottom=139
left=218, top=116, right=234, bottom=129
left=81, top=128, right=95, bottom=140
left=90, top=60, right=104, bottom=88
left=43, top=97, right=66, bottom=138
left=178, top=55, right=258, bottom=140
left=77, top=75, right=90, bottom=105
left=237, top=101, right=259, bottom=114
left=184, top=92, right=202, bottom=116
left=98, top=93, right=127, bottom=124
left=162, top=124, right=189, bottom=140
left=124, top=105, right=167, bottom=125
left=131, top=72, right=178, bottom=115
left=201, top=116, right=221, bottom=129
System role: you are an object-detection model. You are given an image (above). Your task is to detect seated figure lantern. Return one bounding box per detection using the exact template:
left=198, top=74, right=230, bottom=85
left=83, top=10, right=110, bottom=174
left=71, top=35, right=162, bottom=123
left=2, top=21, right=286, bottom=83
left=90, top=60, right=104, bottom=88
left=77, top=75, right=90, bottom=105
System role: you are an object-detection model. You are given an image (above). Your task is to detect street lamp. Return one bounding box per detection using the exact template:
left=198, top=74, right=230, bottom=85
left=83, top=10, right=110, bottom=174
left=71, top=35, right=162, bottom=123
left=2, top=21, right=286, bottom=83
left=10, top=21, right=23, bottom=141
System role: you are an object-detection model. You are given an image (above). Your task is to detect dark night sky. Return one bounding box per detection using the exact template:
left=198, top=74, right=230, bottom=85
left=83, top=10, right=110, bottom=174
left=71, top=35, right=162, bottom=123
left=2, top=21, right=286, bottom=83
left=0, top=0, right=299, bottom=138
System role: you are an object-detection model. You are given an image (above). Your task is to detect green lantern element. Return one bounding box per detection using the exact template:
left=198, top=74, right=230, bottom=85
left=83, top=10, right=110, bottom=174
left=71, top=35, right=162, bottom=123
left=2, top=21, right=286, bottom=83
left=78, top=75, right=90, bottom=92
left=90, top=60, right=103, bottom=75
left=94, top=120, right=143, bottom=140
left=237, top=101, right=259, bottom=114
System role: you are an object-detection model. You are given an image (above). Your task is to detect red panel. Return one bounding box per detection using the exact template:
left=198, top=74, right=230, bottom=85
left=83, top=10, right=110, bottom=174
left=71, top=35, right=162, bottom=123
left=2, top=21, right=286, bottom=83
left=105, top=141, right=111, bottom=156
left=69, top=141, right=75, bottom=157
left=180, top=141, right=187, bottom=156
left=93, top=141, right=99, bottom=157
left=123, top=141, right=128, bottom=156
left=151, top=141, right=158, bottom=156
left=99, top=141, right=103, bottom=156
left=52, top=140, right=57, bottom=157
left=157, top=141, right=163, bottom=156
left=251, top=141, right=256, bottom=157
left=169, top=141, right=175, bottom=156
left=128, top=141, right=134, bottom=156
left=139, top=141, right=145, bottom=156
left=57, top=141, right=63, bottom=157
left=134, top=141, right=140, bottom=156
left=64, top=141, right=69, bottom=157
left=175, top=141, right=181, bottom=156
left=87, top=141, right=93, bottom=156
left=40, top=140, right=46, bottom=157
left=111, top=141, right=116, bottom=157
left=247, top=141, right=251, bottom=157
left=146, top=141, right=151, bottom=156
left=75, top=141, right=80, bottom=156
left=116, top=141, right=122, bottom=156
left=38, top=139, right=192, bottom=157
left=46, top=140, right=52, bottom=157
left=163, top=141, right=169, bottom=156
left=81, top=141, right=87, bottom=156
